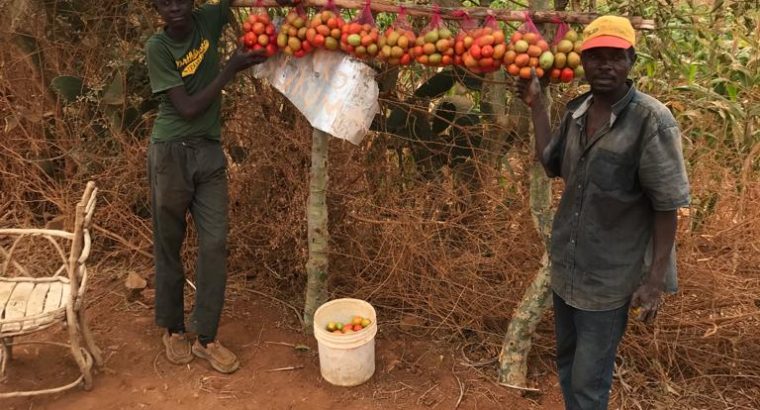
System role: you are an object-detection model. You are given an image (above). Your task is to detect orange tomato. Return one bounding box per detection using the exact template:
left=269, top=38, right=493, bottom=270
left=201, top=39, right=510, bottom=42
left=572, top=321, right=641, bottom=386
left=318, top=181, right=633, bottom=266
left=253, top=22, right=265, bottom=35
left=510, top=31, right=523, bottom=43
left=527, top=45, right=542, bottom=58
left=493, top=30, right=506, bottom=44
left=515, top=53, right=530, bottom=67
left=503, top=50, right=517, bottom=64
left=519, top=66, right=533, bottom=79
left=479, top=57, right=494, bottom=68
left=312, top=34, right=325, bottom=48
left=316, top=25, right=330, bottom=36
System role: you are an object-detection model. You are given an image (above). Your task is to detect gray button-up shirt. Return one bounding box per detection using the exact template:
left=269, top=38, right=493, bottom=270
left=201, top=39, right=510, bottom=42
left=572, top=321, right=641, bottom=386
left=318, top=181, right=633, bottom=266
left=544, top=82, right=690, bottom=311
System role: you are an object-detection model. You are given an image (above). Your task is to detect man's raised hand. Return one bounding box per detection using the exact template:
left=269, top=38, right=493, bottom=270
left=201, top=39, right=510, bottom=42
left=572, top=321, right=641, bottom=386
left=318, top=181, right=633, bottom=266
left=515, top=67, right=542, bottom=108
left=228, top=46, right=268, bottom=72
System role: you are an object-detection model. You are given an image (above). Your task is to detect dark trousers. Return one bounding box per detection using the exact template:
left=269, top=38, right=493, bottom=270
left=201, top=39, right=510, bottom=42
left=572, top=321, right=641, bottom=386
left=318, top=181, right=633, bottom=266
left=148, top=138, right=228, bottom=340
left=553, top=292, right=629, bottom=410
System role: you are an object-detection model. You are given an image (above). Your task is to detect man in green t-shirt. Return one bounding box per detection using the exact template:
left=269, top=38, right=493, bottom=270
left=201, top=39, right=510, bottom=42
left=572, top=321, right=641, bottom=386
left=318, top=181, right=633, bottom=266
left=145, top=0, right=289, bottom=374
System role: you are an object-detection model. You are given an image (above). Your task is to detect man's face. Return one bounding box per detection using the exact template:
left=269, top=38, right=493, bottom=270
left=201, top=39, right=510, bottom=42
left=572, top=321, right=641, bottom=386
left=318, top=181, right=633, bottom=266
left=581, top=47, right=635, bottom=94
left=152, top=0, right=193, bottom=29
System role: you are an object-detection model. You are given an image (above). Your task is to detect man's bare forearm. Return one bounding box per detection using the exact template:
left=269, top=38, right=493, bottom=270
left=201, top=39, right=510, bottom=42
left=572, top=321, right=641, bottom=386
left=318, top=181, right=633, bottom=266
left=167, top=65, right=236, bottom=121
left=649, top=210, right=677, bottom=287
left=530, top=94, right=553, bottom=172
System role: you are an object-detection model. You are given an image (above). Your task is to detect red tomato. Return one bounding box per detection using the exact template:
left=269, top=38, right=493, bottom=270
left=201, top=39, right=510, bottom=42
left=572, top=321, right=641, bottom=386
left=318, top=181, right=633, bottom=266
left=244, top=32, right=256, bottom=47
left=560, top=67, right=574, bottom=83
left=266, top=44, right=277, bottom=57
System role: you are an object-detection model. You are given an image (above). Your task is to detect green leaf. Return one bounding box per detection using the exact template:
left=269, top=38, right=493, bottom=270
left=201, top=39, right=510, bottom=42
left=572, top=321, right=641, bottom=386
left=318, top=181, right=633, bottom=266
left=50, top=76, right=86, bottom=103
left=725, top=83, right=738, bottom=101
left=687, top=64, right=698, bottom=83
left=449, top=114, right=481, bottom=166
left=102, top=72, right=125, bottom=106
left=385, top=103, right=413, bottom=135
left=431, top=101, right=457, bottom=135
left=453, top=67, right=483, bottom=91
left=414, top=70, right=455, bottom=99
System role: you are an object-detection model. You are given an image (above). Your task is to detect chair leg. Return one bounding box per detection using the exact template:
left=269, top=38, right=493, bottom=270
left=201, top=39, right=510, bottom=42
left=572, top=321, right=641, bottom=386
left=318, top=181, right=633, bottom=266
left=66, top=308, right=93, bottom=390
left=0, top=338, right=10, bottom=381
left=1, top=337, right=12, bottom=361
left=78, top=309, right=103, bottom=367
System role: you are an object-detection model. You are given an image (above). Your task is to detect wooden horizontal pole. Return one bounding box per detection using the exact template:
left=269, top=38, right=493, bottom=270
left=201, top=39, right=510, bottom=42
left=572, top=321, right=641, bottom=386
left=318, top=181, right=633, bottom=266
left=231, top=0, right=655, bottom=30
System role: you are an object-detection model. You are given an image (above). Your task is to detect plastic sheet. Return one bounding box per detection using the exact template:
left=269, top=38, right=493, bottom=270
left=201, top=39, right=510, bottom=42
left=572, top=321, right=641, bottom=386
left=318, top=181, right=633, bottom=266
left=253, top=49, right=379, bottom=145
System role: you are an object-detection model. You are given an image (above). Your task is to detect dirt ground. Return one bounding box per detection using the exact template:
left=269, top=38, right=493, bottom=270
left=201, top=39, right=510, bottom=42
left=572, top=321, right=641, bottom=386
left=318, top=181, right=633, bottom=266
left=2, top=276, right=566, bottom=410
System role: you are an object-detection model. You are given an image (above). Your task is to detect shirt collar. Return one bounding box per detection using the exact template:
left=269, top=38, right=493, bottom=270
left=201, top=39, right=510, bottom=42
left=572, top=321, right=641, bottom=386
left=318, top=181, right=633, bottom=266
left=570, top=80, right=637, bottom=127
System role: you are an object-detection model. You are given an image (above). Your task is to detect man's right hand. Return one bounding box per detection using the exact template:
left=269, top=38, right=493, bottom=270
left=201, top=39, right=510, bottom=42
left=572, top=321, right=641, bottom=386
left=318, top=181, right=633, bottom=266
left=227, top=46, right=268, bottom=73
left=515, top=68, right=542, bottom=108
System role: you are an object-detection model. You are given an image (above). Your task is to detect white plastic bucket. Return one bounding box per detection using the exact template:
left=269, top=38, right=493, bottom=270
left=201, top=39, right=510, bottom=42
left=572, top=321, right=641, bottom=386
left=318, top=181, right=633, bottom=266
left=313, top=298, right=377, bottom=386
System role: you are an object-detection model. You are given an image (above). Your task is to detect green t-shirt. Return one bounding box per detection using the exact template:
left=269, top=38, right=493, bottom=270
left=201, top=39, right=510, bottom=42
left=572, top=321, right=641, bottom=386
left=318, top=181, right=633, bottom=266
left=145, top=0, right=230, bottom=142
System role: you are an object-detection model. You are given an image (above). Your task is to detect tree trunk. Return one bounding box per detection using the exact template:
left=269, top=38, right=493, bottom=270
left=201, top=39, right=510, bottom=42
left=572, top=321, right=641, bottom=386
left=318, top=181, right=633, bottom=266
left=498, top=156, right=554, bottom=387
left=498, top=0, right=555, bottom=389
left=481, top=70, right=509, bottom=168
left=303, top=129, right=330, bottom=331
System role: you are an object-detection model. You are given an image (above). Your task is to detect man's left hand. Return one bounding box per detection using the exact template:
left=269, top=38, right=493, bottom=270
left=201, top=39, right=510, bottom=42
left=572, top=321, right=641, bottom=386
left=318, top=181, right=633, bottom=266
left=631, top=281, right=663, bottom=324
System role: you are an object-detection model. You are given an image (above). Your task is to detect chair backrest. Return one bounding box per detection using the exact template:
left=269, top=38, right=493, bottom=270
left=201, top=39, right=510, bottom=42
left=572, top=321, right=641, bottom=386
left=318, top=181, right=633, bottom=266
left=66, top=182, right=97, bottom=296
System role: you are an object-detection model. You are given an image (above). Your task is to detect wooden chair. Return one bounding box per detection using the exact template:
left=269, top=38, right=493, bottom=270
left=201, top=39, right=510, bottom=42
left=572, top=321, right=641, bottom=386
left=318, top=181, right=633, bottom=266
left=0, top=181, right=102, bottom=398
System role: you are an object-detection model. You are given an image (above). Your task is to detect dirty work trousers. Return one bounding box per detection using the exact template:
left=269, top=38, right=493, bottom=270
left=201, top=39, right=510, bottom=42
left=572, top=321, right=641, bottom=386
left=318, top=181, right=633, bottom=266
left=148, top=137, right=228, bottom=340
left=553, top=292, right=630, bottom=410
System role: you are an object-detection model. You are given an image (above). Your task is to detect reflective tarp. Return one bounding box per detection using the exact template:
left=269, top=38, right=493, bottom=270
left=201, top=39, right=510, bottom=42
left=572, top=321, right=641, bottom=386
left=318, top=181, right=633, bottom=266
left=253, top=49, right=379, bottom=145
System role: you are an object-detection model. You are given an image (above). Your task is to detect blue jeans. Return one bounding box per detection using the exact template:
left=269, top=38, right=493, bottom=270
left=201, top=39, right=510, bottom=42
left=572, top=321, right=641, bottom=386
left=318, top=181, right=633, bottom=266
left=553, top=292, right=629, bottom=410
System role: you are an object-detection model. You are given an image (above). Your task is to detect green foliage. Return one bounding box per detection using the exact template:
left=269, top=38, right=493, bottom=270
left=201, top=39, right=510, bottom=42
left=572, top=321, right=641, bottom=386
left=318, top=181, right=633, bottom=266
left=619, top=0, right=760, bottom=161
left=375, top=67, right=486, bottom=178
left=50, top=76, right=87, bottom=103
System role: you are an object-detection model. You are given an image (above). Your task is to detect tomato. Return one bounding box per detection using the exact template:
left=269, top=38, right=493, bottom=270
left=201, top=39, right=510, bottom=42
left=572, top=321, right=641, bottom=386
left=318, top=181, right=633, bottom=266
left=266, top=44, right=277, bottom=57
left=560, top=67, right=575, bottom=83
left=244, top=32, right=256, bottom=48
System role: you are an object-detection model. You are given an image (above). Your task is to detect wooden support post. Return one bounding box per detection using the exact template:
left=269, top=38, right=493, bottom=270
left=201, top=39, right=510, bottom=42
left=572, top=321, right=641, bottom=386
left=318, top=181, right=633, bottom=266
left=303, top=129, right=330, bottom=331
left=497, top=0, right=556, bottom=391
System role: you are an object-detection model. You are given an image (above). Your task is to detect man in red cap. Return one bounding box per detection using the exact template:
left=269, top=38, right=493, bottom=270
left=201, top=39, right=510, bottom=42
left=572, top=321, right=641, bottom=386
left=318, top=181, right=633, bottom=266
left=517, top=15, right=690, bottom=410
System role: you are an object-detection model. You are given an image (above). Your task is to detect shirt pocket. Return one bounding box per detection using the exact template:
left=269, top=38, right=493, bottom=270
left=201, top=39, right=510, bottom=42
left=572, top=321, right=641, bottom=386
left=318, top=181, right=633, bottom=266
left=589, top=148, right=636, bottom=192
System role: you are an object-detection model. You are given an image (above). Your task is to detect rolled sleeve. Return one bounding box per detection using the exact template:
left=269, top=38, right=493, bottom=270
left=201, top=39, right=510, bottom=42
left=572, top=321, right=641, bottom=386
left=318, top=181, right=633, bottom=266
left=638, top=126, right=690, bottom=211
left=542, top=114, right=569, bottom=178
left=145, top=40, right=183, bottom=94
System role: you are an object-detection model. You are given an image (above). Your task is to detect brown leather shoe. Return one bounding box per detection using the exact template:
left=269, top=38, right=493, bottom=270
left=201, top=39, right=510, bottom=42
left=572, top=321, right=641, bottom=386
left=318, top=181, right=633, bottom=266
left=191, top=340, right=240, bottom=374
left=162, top=332, right=193, bottom=365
